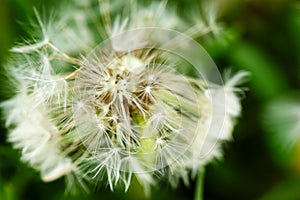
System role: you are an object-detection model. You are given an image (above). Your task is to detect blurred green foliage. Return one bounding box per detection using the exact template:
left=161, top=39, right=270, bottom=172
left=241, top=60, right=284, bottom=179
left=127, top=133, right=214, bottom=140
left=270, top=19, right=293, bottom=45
left=1, top=0, right=300, bottom=199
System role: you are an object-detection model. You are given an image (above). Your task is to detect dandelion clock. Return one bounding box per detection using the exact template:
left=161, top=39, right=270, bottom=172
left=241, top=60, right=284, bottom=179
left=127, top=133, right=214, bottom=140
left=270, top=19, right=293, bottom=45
left=1, top=0, right=247, bottom=198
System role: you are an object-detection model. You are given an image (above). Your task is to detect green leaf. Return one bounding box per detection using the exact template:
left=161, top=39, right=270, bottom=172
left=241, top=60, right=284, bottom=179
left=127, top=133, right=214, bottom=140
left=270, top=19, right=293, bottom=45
left=229, top=42, right=289, bottom=100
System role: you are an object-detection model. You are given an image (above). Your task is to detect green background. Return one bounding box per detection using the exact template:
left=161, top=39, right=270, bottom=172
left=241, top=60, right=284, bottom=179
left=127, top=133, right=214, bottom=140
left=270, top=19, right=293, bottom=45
left=1, top=0, right=300, bottom=199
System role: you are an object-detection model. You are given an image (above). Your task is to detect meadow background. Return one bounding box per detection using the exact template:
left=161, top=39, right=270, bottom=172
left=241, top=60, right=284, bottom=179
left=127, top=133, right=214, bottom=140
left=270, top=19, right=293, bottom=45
left=0, top=0, right=299, bottom=199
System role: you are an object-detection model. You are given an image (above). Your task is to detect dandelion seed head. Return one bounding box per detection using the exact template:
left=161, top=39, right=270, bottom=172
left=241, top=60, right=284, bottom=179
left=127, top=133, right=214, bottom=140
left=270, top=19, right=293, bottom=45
left=1, top=0, right=247, bottom=195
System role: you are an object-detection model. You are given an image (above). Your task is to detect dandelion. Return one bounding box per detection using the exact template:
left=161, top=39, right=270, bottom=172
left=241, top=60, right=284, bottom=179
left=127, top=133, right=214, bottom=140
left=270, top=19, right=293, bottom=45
left=1, top=0, right=247, bottom=196
left=264, top=96, right=300, bottom=154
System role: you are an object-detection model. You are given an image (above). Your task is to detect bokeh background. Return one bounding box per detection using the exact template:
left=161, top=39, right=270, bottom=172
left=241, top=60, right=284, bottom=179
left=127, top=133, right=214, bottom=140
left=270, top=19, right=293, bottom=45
left=1, top=0, right=300, bottom=199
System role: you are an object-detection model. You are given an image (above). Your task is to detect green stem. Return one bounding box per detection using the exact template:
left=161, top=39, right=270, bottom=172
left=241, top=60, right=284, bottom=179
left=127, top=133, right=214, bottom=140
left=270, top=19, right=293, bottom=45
left=194, top=167, right=205, bottom=200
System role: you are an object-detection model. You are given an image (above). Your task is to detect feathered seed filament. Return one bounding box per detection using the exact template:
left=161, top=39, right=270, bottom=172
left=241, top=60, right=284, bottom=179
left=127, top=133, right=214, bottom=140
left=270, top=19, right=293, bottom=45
left=73, top=46, right=200, bottom=173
